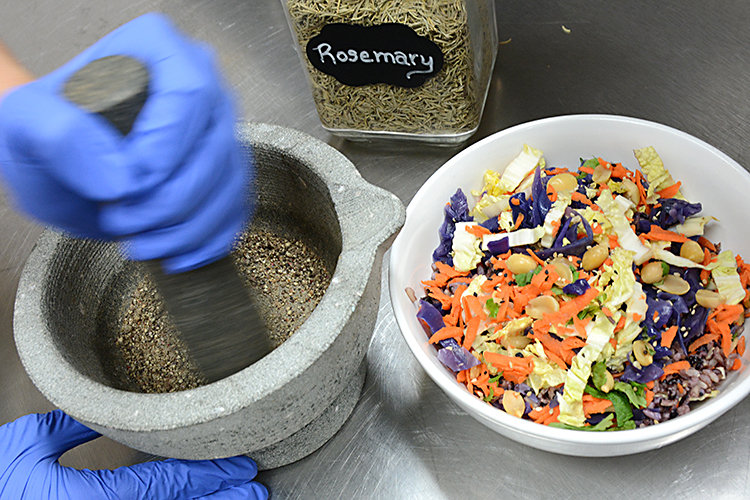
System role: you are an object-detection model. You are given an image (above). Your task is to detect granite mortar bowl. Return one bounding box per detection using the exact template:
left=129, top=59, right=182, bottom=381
left=13, top=122, right=405, bottom=469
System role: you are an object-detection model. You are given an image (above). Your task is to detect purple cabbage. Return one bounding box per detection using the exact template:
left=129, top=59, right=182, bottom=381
left=650, top=198, right=702, bottom=228
left=531, top=165, right=553, bottom=227
left=563, top=278, right=591, bottom=296
left=437, top=339, right=481, bottom=372
left=432, top=189, right=473, bottom=265
left=479, top=215, right=500, bottom=232
left=682, top=305, right=710, bottom=346
left=417, top=299, right=446, bottom=335
left=487, top=237, right=510, bottom=255
left=632, top=212, right=653, bottom=235
left=417, top=300, right=480, bottom=372
left=644, top=295, right=673, bottom=330
left=620, top=361, right=665, bottom=384
left=535, top=208, right=595, bottom=260
left=510, top=192, right=532, bottom=229
left=652, top=344, right=672, bottom=361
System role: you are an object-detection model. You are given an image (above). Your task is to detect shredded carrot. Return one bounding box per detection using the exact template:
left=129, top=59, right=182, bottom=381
left=529, top=405, right=551, bottom=423
left=705, top=304, right=744, bottom=356
left=529, top=330, right=567, bottom=368
left=513, top=213, right=525, bottom=230
left=583, top=393, right=613, bottom=417
left=554, top=325, right=575, bottom=336
left=491, top=256, right=508, bottom=271
left=634, top=170, right=649, bottom=207
left=709, top=303, right=744, bottom=324
left=571, top=191, right=592, bottom=205
left=561, top=335, right=586, bottom=365
left=732, top=358, right=743, bottom=370
left=662, top=360, right=691, bottom=377
left=463, top=294, right=487, bottom=320
left=547, top=183, right=558, bottom=203
left=655, top=181, right=682, bottom=199
left=542, top=405, right=560, bottom=425
left=737, top=336, right=746, bottom=356
left=614, top=315, right=626, bottom=333
left=530, top=265, right=559, bottom=290
left=698, top=236, right=716, bottom=252
left=421, top=275, right=449, bottom=287
left=737, top=256, right=750, bottom=289
left=534, top=286, right=599, bottom=334
left=444, top=285, right=467, bottom=327
left=462, top=316, right=481, bottom=349
left=572, top=316, right=590, bottom=337
left=561, top=336, right=586, bottom=351
left=688, top=333, right=720, bottom=353
left=428, top=326, right=463, bottom=344
left=435, top=261, right=469, bottom=278
left=526, top=248, right=547, bottom=267
left=464, top=224, right=492, bottom=238
left=607, top=234, right=620, bottom=248
left=483, top=352, right=535, bottom=384
left=645, top=388, right=654, bottom=405
left=425, top=286, right=453, bottom=310
left=610, top=163, right=630, bottom=179
left=481, top=275, right=505, bottom=293
left=661, top=325, right=678, bottom=348
left=578, top=166, right=595, bottom=175
left=641, top=225, right=688, bottom=243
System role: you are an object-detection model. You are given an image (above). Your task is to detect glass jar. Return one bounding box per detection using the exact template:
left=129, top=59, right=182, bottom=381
left=281, top=0, right=498, bottom=145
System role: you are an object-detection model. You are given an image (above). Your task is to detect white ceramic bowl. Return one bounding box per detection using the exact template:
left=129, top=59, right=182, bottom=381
left=389, top=114, right=750, bottom=456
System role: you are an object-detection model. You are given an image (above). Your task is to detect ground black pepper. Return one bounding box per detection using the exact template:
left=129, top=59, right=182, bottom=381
left=116, top=227, right=332, bottom=393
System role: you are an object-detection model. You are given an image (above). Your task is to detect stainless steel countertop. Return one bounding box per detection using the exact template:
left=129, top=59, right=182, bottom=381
left=3, top=2, right=750, bottom=499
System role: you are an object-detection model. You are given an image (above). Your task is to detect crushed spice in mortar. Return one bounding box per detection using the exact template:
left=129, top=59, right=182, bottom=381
left=116, top=227, right=332, bottom=393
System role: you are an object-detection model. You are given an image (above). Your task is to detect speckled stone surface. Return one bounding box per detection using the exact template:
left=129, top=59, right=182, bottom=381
left=13, top=122, right=405, bottom=469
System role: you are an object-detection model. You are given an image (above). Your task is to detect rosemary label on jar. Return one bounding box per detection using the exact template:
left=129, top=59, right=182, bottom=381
left=305, top=23, right=444, bottom=88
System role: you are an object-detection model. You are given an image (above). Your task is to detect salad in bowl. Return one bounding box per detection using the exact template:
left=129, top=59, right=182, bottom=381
left=390, top=115, right=750, bottom=455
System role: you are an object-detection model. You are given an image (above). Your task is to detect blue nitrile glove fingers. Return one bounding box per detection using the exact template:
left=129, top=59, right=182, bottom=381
left=0, top=12, right=250, bottom=272
left=0, top=410, right=268, bottom=500
left=99, top=89, right=252, bottom=271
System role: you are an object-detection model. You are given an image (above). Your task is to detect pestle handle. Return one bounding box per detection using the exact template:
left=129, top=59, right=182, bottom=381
left=62, top=55, right=273, bottom=383
left=63, top=55, right=149, bottom=136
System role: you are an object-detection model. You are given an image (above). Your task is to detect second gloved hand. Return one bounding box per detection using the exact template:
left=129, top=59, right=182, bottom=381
left=0, top=13, right=251, bottom=273
left=0, top=410, right=268, bottom=500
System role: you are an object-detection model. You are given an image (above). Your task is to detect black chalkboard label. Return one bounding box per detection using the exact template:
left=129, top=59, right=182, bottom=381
left=305, top=23, right=445, bottom=88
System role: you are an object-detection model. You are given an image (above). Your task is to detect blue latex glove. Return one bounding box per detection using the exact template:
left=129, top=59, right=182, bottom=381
left=0, top=410, right=268, bottom=500
left=0, top=13, right=251, bottom=273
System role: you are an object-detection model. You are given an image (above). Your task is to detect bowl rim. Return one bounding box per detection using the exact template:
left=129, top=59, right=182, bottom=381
left=390, top=113, right=750, bottom=450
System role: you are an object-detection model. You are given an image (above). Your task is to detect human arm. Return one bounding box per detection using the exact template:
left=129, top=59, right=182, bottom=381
left=0, top=40, right=33, bottom=97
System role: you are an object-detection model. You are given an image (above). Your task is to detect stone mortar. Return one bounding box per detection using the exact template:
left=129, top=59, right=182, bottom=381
left=13, top=122, right=405, bottom=470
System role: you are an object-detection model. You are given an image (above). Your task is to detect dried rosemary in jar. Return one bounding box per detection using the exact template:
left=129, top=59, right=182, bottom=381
left=282, top=0, right=498, bottom=144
